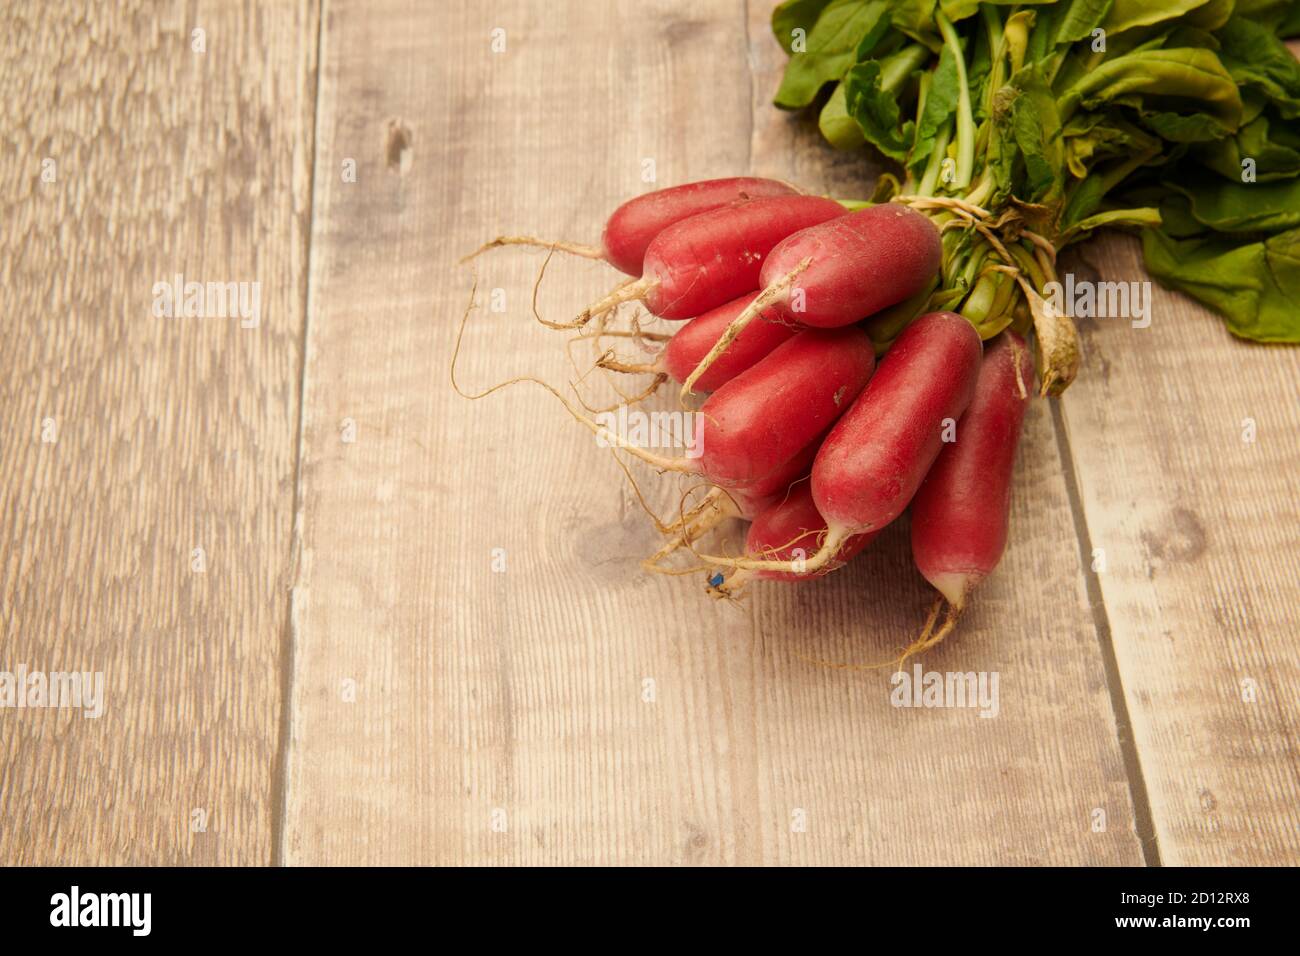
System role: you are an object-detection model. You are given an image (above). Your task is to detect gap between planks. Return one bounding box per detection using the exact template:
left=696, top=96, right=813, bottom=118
left=1051, top=401, right=1162, bottom=866
left=271, top=0, right=330, bottom=868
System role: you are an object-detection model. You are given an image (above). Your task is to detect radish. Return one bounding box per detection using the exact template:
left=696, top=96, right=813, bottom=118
left=452, top=277, right=841, bottom=524
left=813, top=312, right=981, bottom=535
left=549, top=328, right=873, bottom=577
left=571, top=195, right=847, bottom=326
left=680, top=203, right=941, bottom=396
left=523, top=326, right=873, bottom=507
left=908, top=331, right=1030, bottom=648
left=643, top=327, right=871, bottom=571
left=465, top=177, right=799, bottom=275
left=597, top=292, right=799, bottom=393
left=602, top=177, right=800, bottom=276
left=661, top=293, right=800, bottom=391
left=643, top=443, right=820, bottom=572
left=698, top=327, right=874, bottom=489
left=693, top=312, right=981, bottom=576
left=709, top=483, right=879, bottom=596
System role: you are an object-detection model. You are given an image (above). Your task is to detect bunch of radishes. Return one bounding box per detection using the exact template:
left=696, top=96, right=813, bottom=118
left=466, top=176, right=1033, bottom=651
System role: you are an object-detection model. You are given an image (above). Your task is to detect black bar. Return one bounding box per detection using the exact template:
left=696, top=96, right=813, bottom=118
left=0, top=866, right=1291, bottom=942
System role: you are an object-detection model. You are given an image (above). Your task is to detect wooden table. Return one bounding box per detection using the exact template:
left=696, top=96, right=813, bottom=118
left=2, top=1, right=1297, bottom=866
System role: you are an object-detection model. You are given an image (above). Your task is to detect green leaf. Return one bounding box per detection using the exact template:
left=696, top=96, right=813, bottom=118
left=844, top=59, right=915, bottom=161
left=1055, top=0, right=1115, bottom=44
left=775, top=0, right=891, bottom=110
left=984, top=86, right=1021, bottom=204
left=1061, top=113, right=1163, bottom=225
left=1234, top=0, right=1300, bottom=34
left=888, top=0, right=941, bottom=48
left=1101, top=0, right=1224, bottom=36
left=1183, top=0, right=1235, bottom=30
left=1161, top=172, right=1300, bottom=232
left=939, top=0, right=1054, bottom=23
left=1063, top=112, right=1162, bottom=177
left=908, top=43, right=960, bottom=172
left=819, top=82, right=866, bottom=148
left=1285, top=2, right=1300, bottom=36
left=966, top=9, right=993, bottom=123
left=1194, top=109, right=1300, bottom=181
left=1141, top=227, right=1300, bottom=342
left=1156, top=192, right=1212, bottom=237
left=853, top=5, right=897, bottom=59
left=1139, top=109, right=1238, bottom=142
left=1023, top=3, right=1068, bottom=66
left=1214, top=18, right=1300, bottom=119
left=772, top=0, right=835, bottom=54
left=1009, top=69, right=1066, bottom=202
left=1059, top=47, right=1243, bottom=136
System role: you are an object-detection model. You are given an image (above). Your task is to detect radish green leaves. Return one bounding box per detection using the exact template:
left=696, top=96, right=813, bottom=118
left=773, top=0, right=1300, bottom=344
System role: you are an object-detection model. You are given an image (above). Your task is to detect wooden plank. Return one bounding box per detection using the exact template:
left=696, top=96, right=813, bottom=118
left=1058, top=237, right=1300, bottom=865
left=741, top=0, right=1144, bottom=867
left=283, top=0, right=1142, bottom=864
left=0, top=0, right=319, bottom=865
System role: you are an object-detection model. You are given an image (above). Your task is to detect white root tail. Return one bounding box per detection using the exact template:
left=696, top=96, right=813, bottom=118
left=693, top=524, right=848, bottom=576
left=564, top=276, right=655, bottom=330
left=597, top=351, right=665, bottom=376
left=461, top=235, right=604, bottom=265
left=895, top=594, right=966, bottom=668
left=528, top=253, right=652, bottom=331
left=705, top=567, right=752, bottom=598
left=678, top=258, right=811, bottom=401
left=643, top=488, right=741, bottom=570
left=453, top=275, right=697, bottom=476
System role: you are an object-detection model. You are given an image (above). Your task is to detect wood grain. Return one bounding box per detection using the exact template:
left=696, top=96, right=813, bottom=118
left=7, top=0, right=1292, bottom=868
left=0, top=0, right=319, bottom=864
left=1058, top=238, right=1300, bottom=865
left=281, top=0, right=1142, bottom=866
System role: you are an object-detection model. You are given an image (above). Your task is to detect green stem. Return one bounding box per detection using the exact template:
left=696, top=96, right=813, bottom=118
left=935, top=11, right=974, bottom=191
left=1059, top=206, right=1162, bottom=244
left=917, top=122, right=952, bottom=197
left=880, top=43, right=930, bottom=93
left=981, top=5, right=1005, bottom=118
left=964, top=170, right=994, bottom=209
left=864, top=276, right=939, bottom=351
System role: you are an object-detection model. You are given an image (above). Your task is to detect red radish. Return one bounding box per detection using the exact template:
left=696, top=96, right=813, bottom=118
left=762, top=204, right=942, bottom=327
left=562, top=327, right=872, bottom=510
left=813, top=312, right=981, bottom=533
left=714, top=483, right=878, bottom=593
left=680, top=203, right=941, bottom=396
left=699, top=327, right=874, bottom=489
left=465, top=177, right=799, bottom=275
left=726, top=435, right=821, bottom=507
left=573, top=195, right=847, bottom=326
left=662, top=293, right=799, bottom=391
left=598, top=292, right=799, bottom=392
left=635, top=328, right=869, bottom=501
left=693, top=312, right=980, bottom=577
left=601, top=178, right=800, bottom=275
left=909, top=332, right=1030, bottom=641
